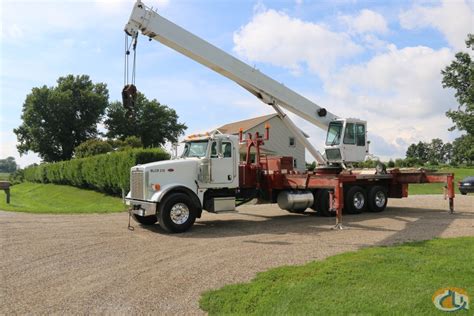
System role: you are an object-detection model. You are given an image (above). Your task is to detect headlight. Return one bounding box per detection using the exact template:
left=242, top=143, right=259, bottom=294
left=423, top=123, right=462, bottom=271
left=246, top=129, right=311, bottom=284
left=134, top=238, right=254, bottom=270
left=462, top=183, right=471, bottom=186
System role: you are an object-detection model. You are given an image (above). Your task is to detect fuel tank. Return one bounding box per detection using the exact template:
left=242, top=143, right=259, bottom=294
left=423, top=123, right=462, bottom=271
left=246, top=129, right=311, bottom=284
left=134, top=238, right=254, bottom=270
left=277, top=191, right=314, bottom=211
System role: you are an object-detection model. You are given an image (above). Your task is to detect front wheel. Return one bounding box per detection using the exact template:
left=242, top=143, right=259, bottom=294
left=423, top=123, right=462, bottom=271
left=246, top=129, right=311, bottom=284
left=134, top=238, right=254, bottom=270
left=367, top=186, right=388, bottom=212
left=158, top=193, right=196, bottom=233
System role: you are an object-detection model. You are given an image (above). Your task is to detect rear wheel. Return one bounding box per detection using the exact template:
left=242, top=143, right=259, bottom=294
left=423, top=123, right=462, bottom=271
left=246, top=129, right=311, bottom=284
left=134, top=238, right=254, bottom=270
left=345, top=186, right=366, bottom=214
left=367, top=185, right=388, bottom=212
left=132, top=214, right=158, bottom=225
left=159, top=193, right=196, bottom=233
left=312, top=189, right=335, bottom=217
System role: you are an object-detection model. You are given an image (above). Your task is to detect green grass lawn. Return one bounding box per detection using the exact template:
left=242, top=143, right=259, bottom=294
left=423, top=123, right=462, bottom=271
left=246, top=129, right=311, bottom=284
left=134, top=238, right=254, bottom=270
left=0, top=182, right=127, bottom=214
left=409, top=167, right=473, bottom=195
left=0, top=172, right=10, bottom=181
left=200, top=237, right=474, bottom=315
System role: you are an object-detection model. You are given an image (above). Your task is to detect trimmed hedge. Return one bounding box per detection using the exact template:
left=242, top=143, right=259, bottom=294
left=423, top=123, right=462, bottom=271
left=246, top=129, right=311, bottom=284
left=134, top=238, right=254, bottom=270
left=24, top=148, right=169, bottom=195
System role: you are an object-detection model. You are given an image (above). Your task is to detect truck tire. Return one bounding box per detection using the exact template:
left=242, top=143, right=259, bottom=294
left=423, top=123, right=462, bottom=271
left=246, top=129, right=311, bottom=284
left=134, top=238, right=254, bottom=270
left=158, top=193, right=196, bottom=233
left=345, top=186, right=366, bottom=214
left=313, top=189, right=335, bottom=217
left=367, top=185, right=388, bottom=212
left=132, top=214, right=158, bottom=225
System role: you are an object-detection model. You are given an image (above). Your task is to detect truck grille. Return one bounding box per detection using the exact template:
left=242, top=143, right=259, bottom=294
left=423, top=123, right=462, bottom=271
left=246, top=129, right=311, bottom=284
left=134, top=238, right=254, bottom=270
left=131, top=170, right=144, bottom=200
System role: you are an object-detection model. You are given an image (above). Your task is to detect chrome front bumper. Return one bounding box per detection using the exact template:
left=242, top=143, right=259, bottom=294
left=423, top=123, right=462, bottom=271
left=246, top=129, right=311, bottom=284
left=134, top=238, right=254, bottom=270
left=126, top=199, right=157, bottom=217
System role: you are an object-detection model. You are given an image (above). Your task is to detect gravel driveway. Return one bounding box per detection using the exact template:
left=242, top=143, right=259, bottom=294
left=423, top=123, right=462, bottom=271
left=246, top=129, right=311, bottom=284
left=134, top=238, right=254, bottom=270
left=1, top=195, right=473, bottom=314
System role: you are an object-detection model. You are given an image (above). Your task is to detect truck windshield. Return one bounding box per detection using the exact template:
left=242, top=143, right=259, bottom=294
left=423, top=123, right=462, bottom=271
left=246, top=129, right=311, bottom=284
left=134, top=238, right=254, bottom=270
left=182, top=141, right=209, bottom=158
left=326, top=122, right=343, bottom=146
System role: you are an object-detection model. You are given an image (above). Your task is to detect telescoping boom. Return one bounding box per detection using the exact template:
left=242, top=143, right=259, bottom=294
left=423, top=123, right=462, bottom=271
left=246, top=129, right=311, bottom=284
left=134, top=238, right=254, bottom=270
left=124, top=0, right=368, bottom=165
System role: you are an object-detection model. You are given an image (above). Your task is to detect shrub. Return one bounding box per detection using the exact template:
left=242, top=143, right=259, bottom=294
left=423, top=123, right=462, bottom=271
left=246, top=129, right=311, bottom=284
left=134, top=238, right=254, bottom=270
left=24, top=148, right=169, bottom=195
left=9, top=169, right=24, bottom=185
left=75, top=139, right=113, bottom=158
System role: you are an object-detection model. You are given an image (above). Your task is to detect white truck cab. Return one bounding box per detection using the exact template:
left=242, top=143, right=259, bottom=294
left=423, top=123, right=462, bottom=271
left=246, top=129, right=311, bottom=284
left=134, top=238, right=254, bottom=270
left=126, top=133, right=239, bottom=232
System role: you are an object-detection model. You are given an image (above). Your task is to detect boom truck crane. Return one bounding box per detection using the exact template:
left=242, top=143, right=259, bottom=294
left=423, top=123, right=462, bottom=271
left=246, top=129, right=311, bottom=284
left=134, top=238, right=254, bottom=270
left=124, top=0, right=455, bottom=233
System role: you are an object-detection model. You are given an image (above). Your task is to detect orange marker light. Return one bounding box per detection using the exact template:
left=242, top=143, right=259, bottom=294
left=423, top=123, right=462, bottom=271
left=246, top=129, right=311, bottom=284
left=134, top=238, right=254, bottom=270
left=151, top=183, right=161, bottom=191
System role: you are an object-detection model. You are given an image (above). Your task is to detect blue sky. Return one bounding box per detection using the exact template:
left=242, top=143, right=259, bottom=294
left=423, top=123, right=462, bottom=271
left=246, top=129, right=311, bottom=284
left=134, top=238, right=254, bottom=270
left=1, top=0, right=472, bottom=166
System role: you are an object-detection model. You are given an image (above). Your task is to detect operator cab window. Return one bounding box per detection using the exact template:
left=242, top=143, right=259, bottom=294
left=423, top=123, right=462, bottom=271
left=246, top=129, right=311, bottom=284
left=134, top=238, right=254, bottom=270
left=356, top=124, right=365, bottom=146
left=343, top=123, right=356, bottom=145
left=326, top=122, right=343, bottom=146
left=211, top=141, right=232, bottom=158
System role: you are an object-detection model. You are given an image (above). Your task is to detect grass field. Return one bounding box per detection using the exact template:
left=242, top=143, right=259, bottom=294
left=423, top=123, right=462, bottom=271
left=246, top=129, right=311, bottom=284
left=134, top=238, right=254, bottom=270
left=0, top=182, right=127, bottom=214
left=0, top=172, right=10, bottom=181
left=409, top=167, right=473, bottom=195
left=200, top=237, right=474, bottom=315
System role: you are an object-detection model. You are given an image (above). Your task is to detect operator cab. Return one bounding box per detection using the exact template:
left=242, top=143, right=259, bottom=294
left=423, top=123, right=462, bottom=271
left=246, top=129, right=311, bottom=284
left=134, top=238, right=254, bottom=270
left=324, top=119, right=368, bottom=164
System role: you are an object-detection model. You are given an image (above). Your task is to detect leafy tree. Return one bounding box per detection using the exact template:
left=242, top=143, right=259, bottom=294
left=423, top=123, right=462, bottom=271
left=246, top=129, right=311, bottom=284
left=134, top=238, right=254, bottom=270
left=108, top=136, right=143, bottom=151
left=406, top=143, right=417, bottom=159
left=387, top=159, right=395, bottom=168
left=428, top=138, right=444, bottom=163
left=75, top=139, right=113, bottom=158
left=0, top=156, right=17, bottom=173
left=105, top=92, right=187, bottom=147
left=441, top=34, right=474, bottom=135
left=452, top=134, right=474, bottom=165
left=442, top=142, right=453, bottom=164
left=75, top=136, right=144, bottom=158
left=14, top=75, right=109, bottom=162
left=394, top=158, right=405, bottom=167
left=305, top=161, right=316, bottom=171
left=406, top=141, right=429, bottom=163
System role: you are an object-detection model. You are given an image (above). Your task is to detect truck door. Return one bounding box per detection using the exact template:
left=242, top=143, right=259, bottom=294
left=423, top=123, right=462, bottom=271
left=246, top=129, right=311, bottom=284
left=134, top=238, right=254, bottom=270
left=210, top=140, right=235, bottom=184
left=342, top=122, right=366, bottom=162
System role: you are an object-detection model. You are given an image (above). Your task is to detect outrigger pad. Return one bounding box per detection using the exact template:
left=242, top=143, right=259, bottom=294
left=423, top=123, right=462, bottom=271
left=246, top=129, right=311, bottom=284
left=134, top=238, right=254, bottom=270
left=122, top=84, right=137, bottom=110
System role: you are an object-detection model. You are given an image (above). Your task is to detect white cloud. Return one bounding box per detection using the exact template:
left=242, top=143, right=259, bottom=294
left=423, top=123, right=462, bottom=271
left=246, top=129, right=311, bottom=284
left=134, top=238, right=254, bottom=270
left=232, top=7, right=461, bottom=159
left=321, top=45, right=458, bottom=158
left=0, top=0, right=154, bottom=42
left=399, top=0, right=474, bottom=50
left=233, top=9, right=362, bottom=76
left=339, top=9, right=389, bottom=34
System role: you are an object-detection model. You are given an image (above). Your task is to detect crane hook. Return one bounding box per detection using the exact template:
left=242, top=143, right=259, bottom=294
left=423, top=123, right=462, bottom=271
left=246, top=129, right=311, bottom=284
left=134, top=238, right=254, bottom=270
left=122, top=84, right=137, bottom=113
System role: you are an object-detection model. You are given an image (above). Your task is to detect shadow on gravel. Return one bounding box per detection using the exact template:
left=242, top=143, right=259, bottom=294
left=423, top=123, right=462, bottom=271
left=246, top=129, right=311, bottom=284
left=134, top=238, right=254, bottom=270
left=138, top=203, right=472, bottom=241
left=375, top=206, right=472, bottom=246
left=141, top=212, right=333, bottom=238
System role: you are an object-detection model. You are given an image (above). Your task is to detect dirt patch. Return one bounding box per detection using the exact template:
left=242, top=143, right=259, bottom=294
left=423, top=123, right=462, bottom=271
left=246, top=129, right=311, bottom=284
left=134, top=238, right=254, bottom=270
left=1, top=195, right=473, bottom=314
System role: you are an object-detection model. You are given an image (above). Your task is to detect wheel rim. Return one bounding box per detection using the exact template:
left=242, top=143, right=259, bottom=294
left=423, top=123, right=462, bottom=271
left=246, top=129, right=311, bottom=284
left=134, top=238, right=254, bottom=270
left=353, top=192, right=365, bottom=209
left=374, top=191, right=386, bottom=208
left=170, top=203, right=190, bottom=225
